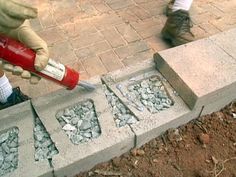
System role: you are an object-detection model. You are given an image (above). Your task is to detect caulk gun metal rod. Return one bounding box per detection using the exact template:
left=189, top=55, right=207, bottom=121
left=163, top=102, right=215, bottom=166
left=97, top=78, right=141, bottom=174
left=77, top=80, right=96, bottom=91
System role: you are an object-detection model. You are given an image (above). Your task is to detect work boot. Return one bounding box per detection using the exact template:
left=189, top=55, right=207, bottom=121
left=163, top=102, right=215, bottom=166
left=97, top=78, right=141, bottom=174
left=161, top=10, right=195, bottom=46
left=0, top=87, right=30, bottom=110
left=165, top=0, right=175, bottom=16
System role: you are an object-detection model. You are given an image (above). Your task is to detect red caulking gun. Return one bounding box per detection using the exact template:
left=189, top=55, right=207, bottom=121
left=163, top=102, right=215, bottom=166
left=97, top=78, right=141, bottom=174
left=0, top=35, right=95, bottom=90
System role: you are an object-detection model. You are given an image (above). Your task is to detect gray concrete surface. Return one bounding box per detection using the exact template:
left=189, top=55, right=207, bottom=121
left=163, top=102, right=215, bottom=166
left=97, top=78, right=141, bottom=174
left=102, top=60, right=202, bottom=147
left=0, top=101, right=52, bottom=177
left=154, top=34, right=236, bottom=110
left=209, top=28, right=236, bottom=60
left=32, top=77, right=135, bottom=177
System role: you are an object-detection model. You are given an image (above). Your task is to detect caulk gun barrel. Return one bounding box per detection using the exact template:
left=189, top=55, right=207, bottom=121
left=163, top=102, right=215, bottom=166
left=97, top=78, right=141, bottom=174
left=77, top=81, right=96, bottom=91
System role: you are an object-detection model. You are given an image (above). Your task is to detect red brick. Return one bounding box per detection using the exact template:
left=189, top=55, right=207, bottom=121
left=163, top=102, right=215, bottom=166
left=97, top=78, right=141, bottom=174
left=198, top=22, right=221, bottom=35
left=137, top=24, right=163, bottom=39
left=117, top=10, right=140, bottom=23
left=101, top=28, right=126, bottom=48
left=139, top=1, right=166, bottom=16
left=191, top=25, right=209, bottom=39
left=122, top=50, right=153, bottom=66
left=106, top=0, right=134, bottom=10
left=38, top=27, right=64, bottom=45
left=91, top=13, right=123, bottom=30
left=53, top=7, right=80, bottom=25
left=99, top=50, right=124, bottom=72
left=75, top=48, right=94, bottom=60
left=81, top=56, right=107, bottom=77
left=116, top=24, right=141, bottom=43
left=79, top=1, right=99, bottom=16
left=38, top=5, right=56, bottom=28
left=61, top=20, right=97, bottom=38
left=71, top=32, right=104, bottom=49
left=115, top=41, right=150, bottom=59
left=49, top=41, right=77, bottom=65
left=130, top=17, right=163, bottom=32
left=30, top=18, right=43, bottom=32
left=210, top=14, right=236, bottom=31
left=145, top=35, right=171, bottom=52
left=75, top=41, right=112, bottom=60
left=94, top=2, right=111, bottom=12
left=128, top=5, right=152, bottom=20
left=211, top=0, right=236, bottom=13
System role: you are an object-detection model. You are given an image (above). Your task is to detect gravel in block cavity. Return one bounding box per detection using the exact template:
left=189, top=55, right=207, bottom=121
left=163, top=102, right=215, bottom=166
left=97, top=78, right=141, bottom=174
left=103, top=85, right=138, bottom=128
left=127, top=76, right=174, bottom=113
left=0, top=127, right=19, bottom=176
left=34, top=117, right=59, bottom=161
left=56, top=100, right=101, bottom=145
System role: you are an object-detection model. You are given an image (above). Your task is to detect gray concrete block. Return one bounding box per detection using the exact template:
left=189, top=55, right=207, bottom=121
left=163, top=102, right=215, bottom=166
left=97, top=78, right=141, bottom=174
left=209, top=28, right=236, bottom=60
left=31, top=77, right=135, bottom=177
left=102, top=60, right=201, bottom=147
left=154, top=37, right=236, bottom=109
left=0, top=101, right=52, bottom=177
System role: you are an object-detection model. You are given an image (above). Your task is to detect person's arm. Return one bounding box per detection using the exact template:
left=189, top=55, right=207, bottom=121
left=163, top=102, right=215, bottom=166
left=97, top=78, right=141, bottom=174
left=0, top=0, right=49, bottom=84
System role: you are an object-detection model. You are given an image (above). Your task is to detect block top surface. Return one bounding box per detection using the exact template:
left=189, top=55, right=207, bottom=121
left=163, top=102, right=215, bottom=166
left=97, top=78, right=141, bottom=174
left=157, top=38, right=236, bottom=98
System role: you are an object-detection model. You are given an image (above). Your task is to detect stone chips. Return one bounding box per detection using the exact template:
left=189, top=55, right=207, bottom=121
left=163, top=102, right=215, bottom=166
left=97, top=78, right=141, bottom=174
left=34, top=117, right=58, bottom=161
left=103, top=85, right=138, bottom=128
left=128, top=76, right=174, bottom=113
left=56, top=100, right=101, bottom=145
left=0, top=127, right=19, bottom=176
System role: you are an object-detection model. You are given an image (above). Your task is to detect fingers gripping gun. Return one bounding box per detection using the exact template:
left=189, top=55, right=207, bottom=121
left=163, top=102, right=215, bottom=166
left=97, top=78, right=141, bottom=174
left=0, top=35, right=95, bottom=90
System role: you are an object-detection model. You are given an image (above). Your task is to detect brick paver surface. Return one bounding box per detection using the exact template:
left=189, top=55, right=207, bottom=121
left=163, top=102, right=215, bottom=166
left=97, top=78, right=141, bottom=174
left=7, top=0, right=236, bottom=98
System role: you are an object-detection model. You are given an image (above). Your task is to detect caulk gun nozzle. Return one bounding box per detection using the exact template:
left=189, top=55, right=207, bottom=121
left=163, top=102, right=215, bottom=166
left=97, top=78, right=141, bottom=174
left=77, top=80, right=96, bottom=91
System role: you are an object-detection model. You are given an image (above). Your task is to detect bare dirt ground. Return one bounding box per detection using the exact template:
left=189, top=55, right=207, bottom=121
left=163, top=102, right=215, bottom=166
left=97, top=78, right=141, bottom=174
left=77, top=102, right=236, bottom=177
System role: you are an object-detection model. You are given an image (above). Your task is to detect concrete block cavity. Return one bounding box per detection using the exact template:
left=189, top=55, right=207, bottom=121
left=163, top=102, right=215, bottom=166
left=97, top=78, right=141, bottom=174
left=56, top=99, right=101, bottom=144
left=0, top=101, right=53, bottom=177
left=102, top=59, right=201, bottom=147
left=32, top=77, right=135, bottom=176
left=122, top=75, right=174, bottom=114
left=0, top=127, right=19, bottom=176
left=34, top=116, right=58, bottom=161
left=103, top=85, right=138, bottom=128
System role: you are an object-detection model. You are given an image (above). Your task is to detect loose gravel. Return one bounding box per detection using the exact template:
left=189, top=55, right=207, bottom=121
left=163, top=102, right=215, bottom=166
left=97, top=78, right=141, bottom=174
left=127, top=76, right=174, bottom=113
left=56, top=100, right=101, bottom=145
left=103, top=85, right=138, bottom=128
left=0, top=127, right=19, bottom=176
left=33, top=117, right=58, bottom=161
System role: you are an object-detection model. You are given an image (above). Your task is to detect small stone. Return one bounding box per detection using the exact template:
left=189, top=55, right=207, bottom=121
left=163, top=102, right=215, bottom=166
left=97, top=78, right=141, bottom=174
left=83, top=132, right=92, bottom=138
left=0, top=132, right=9, bottom=144
left=71, top=117, right=79, bottom=125
left=35, top=132, right=44, bottom=141
left=126, top=116, right=138, bottom=124
left=140, top=80, right=149, bottom=88
left=5, top=154, right=14, bottom=162
left=77, top=119, right=83, bottom=128
left=198, top=133, right=210, bottom=145
left=7, top=140, right=18, bottom=148
left=112, top=157, right=121, bottom=167
left=79, top=120, right=92, bottom=130
left=131, top=148, right=145, bottom=156
left=153, top=159, right=158, bottom=163
left=56, top=110, right=64, bottom=119
left=232, top=113, right=236, bottom=118
left=62, top=124, right=76, bottom=131
left=91, top=131, right=100, bottom=138
left=63, top=108, right=71, bottom=116
left=2, top=143, right=10, bottom=154
left=119, top=120, right=127, bottom=127
left=71, top=134, right=83, bottom=144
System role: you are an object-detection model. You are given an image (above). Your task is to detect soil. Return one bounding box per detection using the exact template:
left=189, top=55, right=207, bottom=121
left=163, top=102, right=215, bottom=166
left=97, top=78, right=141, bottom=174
left=77, top=102, right=236, bottom=177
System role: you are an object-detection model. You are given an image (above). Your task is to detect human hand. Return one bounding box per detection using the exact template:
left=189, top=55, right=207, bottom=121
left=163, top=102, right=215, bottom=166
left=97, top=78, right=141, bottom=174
left=0, top=0, right=49, bottom=84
